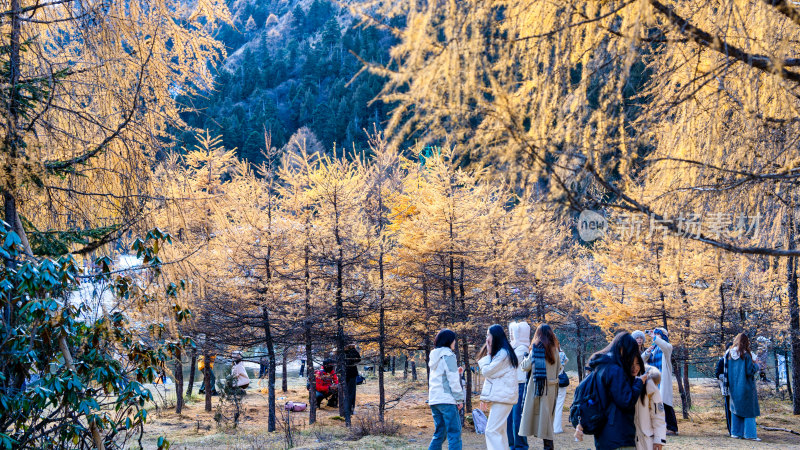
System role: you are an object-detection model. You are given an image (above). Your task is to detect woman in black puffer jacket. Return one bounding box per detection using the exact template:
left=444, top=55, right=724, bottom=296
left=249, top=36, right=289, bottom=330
left=585, top=332, right=648, bottom=450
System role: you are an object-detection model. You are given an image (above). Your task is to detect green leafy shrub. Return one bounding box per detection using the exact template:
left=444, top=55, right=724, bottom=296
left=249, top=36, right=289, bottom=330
left=0, top=228, right=189, bottom=449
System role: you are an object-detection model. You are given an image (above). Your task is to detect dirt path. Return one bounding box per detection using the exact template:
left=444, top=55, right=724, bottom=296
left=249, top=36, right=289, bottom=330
left=142, top=373, right=800, bottom=449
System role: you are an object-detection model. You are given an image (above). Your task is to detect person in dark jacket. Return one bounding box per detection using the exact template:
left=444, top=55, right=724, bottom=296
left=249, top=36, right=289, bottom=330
left=715, top=342, right=733, bottom=434
left=586, top=332, right=648, bottom=450
left=344, top=343, right=362, bottom=415
left=725, top=333, right=760, bottom=441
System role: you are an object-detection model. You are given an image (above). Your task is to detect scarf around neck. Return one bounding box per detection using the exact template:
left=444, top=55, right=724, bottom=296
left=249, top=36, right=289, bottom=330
left=650, top=344, right=663, bottom=373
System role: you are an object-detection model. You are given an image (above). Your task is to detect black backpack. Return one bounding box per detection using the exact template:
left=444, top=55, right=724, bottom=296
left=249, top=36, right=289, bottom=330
left=568, top=368, right=615, bottom=435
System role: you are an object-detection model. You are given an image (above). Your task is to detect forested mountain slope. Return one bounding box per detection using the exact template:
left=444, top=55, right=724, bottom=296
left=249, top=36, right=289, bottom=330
left=176, top=0, right=394, bottom=164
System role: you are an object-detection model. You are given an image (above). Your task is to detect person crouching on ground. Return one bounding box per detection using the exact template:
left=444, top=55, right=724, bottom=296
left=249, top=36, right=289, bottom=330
left=633, top=362, right=666, bottom=450
left=428, top=329, right=465, bottom=450
left=231, top=351, right=250, bottom=391
left=315, top=359, right=339, bottom=408
left=478, top=324, right=519, bottom=450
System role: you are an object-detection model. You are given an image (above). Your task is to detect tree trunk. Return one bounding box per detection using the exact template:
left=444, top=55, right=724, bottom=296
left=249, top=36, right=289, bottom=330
left=203, top=348, right=212, bottom=412
left=304, top=242, right=316, bottom=424
left=263, top=308, right=277, bottom=432
left=422, top=277, right=431, bottom=381
left=378, top=249, right=386, bottom=422
left=282, top=345, right=288, bottom=393
left=775, top=347, right=781, bottom=393
left=2, top=0, right=33, bottom=260
left=403, top=355, right=408, bottom=380
left=186, top=348, right=196, bottom=396
left=683, top=358, right=692, bottom=409
left=462, top=337, right=472, bottom=415
left=787, top=209, right=800, bottom=414
left=411, top=358, right=418, bottom=382
left=378, top=313, right=386, bottom=422
left=391, top=356, right=396, bottom=377
left=175, top=349, right=184, bottom=414
left=673, top=357, right=689, bottom=419
left=786, top=349, right=794, bottom=402
left=335, top=241, right=350, bottom=425
left=678, top=282, right=692, bottom=409
left=719, top=283, right=726, bottom=353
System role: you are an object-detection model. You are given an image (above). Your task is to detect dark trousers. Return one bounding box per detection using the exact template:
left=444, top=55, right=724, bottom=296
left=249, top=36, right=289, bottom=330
left=346, top=375, right=357, bottom=414
left=506, top=382, right=528, bottom=449
left=664, top=404, right=678, bottom=432
left=543, top=439, right=554, bottom=450
left=316, top=389, right=338, bottom=408
left=723, top=395, right=732, bottom=434
left=199, top=370, right=217, bottom=395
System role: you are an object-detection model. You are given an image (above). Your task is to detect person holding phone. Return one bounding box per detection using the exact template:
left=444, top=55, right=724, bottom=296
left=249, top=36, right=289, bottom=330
left=478, top=324, right=519, bottom=450
left=642, top=328, right=677, bottom=435
left=428, top=329, right=465, bottom=450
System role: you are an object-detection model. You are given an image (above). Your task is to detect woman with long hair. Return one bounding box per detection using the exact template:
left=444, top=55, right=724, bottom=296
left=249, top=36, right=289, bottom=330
left=578, top=332, right=648, bottom=450
left=478, top=324, right=519, bottom=450
left=519, top=324, right=561, bottom=450
left=427, top=329, right=465, bottom=450
left=724, top=333, right=760, bottom=441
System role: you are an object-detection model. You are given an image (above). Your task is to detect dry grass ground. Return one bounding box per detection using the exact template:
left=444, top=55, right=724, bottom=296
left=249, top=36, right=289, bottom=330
left=139, top=372, right=800, bottom=449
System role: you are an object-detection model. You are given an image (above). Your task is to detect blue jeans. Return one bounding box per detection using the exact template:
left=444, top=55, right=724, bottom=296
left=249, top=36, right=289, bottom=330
left=731, top=414, right=757, bottom=439
left=506, top=382, right=528, bottom=449
left=429, top=404, right=462, bottom=450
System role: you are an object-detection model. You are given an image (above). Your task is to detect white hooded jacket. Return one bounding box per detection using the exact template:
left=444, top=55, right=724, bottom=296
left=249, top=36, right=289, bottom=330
left=478, top=348, right=519, bottom=404
left=509, top=321, right=531, bottom=383
left=428, top=347, right=464, bottom=405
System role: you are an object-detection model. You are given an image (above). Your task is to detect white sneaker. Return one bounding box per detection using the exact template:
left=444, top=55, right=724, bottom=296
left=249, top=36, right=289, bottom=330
left=730, top=435, right=741, bottom=439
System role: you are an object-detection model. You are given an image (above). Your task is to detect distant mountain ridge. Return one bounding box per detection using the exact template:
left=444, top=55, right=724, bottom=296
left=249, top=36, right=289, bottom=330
left=175, top=0, right=394, bottom=165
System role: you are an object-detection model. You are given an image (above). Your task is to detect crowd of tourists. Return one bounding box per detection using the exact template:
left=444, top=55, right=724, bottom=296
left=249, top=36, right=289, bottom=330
left=427, top=323, right=762, bottom=450
left=187, top=323, right=763, bottom=450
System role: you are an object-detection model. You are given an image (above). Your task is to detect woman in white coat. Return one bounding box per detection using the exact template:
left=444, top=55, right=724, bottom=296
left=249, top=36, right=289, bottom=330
left=642, top=328, right=677, bottom=434
left=552, top=348, right=568, bottom=434
left=478, top=324, right=519, bottom=450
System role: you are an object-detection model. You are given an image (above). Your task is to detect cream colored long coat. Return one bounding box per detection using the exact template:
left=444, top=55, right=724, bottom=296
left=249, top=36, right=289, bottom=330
left=518, top=351, right=561, bottom=440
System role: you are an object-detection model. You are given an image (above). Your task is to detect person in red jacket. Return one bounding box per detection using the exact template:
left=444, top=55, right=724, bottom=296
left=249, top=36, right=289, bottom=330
left=315, top=359, right=339, bottom=408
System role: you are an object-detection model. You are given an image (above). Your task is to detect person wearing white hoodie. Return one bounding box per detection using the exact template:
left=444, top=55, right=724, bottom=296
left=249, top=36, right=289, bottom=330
left=552, top=348, right=569, bottom=434
left=506, top=321, right=531, bottom=450
left=479, top=324, right=519, bottom=450
left=428, top=329, right=465, bottom=450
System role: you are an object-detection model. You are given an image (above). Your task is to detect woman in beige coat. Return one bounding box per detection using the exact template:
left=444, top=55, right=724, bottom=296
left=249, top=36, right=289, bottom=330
left=519, top=324, right=561, bottom=450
